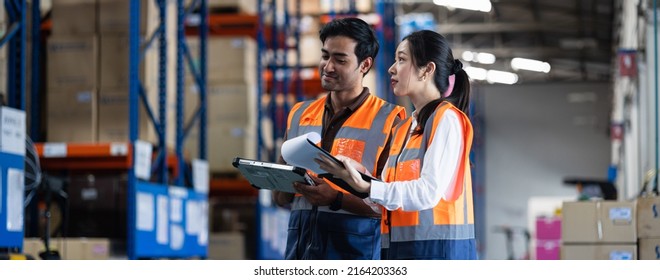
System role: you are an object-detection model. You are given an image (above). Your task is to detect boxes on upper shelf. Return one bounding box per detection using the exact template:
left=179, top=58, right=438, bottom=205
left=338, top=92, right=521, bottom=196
left=47, top=36, right=98, bottom=89
left=51, top=0, right=97, bottom=35
left=186, top=36, right=256, bottom=84
left=46, top=88, right=97, bottom=143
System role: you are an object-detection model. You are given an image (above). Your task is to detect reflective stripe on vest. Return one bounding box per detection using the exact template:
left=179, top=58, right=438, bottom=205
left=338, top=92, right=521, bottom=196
left=382, top=101, right=474, bottom=243
left=287, top=94, right=405, bottom=211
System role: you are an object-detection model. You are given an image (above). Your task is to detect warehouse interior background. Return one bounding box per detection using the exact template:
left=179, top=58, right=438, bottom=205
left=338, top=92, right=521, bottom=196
left=0, top=0, right=658, bottom=260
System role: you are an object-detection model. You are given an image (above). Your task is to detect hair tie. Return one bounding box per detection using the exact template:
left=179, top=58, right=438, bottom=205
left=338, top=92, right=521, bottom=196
left=452, top=59, right=463, bottom=74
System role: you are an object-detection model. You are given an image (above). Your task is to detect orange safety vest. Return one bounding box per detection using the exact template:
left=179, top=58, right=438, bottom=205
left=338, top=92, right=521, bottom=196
left=381, top=101, right=475, bottom=258
left=284, top=93, right=405, bottom=260
left=287, top=94, right=406, bottom=213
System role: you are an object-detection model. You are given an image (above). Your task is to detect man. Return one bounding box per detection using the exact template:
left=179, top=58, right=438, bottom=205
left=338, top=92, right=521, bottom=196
left=273, top=17, right=406, bottom=260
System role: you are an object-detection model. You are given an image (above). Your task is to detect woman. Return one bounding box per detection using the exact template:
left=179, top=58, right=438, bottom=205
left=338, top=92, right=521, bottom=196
left=315, top=30, right=476, bottom=260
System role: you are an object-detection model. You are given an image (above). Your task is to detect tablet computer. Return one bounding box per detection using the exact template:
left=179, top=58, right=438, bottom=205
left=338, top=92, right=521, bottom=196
left=232, top=157, right=314, bottom=193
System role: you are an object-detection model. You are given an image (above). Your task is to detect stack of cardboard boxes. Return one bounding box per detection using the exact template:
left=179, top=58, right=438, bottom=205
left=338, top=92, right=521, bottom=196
left=561, top=201, right=637, bottom=259
left=183, top=38, right=258, bottom=172
left=46, top=0, right=175, bottom=144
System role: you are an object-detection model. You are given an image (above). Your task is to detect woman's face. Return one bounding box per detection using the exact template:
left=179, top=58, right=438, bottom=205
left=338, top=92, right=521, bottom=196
left=388, top=40, right=420, bottom=97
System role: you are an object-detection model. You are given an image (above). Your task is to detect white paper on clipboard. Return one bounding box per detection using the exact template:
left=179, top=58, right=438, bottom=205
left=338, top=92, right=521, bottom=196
left=280, top=132, right=329, bottom=174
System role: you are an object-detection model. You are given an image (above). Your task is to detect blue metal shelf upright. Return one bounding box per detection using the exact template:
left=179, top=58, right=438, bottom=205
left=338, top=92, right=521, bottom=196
left=375, top=0, right=397, bottom=104
left=0, top=0, right=28, bottom=252
left=255, top=0, right=305, bottom=260
left=127, top=0, right=208, bottom=259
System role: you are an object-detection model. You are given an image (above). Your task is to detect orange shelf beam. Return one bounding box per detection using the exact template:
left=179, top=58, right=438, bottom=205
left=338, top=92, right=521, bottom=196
left=210, top=177, right=258, bottom=196
left=35, top=143, right=179, bottom=177
left=35, top=143, right=133, bottom=170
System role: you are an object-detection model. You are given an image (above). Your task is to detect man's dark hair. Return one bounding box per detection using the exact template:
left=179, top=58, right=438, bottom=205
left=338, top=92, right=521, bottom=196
left=319, top=17, right=379, bottom=75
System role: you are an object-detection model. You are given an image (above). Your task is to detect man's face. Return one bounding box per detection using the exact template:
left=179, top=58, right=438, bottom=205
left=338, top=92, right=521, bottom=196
left=319, top=36, right=365, bottom=92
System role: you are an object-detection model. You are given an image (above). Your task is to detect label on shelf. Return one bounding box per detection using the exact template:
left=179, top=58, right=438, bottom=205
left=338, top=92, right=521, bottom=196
left=192, top=159, right=209, bottom=194
left=43, top=143, right=68, bottom=157
left=110, top=143, right=129, bottom=156
left=0, top=107, right=26, bottom=156
left=134, top=140, right=153, bottom=180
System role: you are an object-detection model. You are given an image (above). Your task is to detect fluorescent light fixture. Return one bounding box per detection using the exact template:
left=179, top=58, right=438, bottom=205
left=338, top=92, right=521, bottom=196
left=511, top=57, right=551, bottom=73
left=465, top=67, right=487, bottom=80
left=487, top=70, right=518, bottom=84
left=462, top=51, right=475, bottom=62
left=433, top=0, right=492, bottom=12
left=462, top=51, right=496, bottom=64
left=476, top=52, right=496, bottom=64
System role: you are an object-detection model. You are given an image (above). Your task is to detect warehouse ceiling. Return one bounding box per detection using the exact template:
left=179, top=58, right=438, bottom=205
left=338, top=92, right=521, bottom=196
left=397, top=0, right=617, bottom=84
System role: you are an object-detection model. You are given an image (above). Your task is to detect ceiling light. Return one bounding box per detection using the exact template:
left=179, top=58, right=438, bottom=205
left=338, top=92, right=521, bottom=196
left=487, top=70, right=518, bottom=84
left=465, top=67, right=487, bottom=80
left=462, top=51, right=496, bottom=64
left=433, top=0, right=492, bottom=13
left=511, top=57, right=551, bottom=73
left=462, top=51, right=475, bottom=62
left=476, top=52, right=496, bottom=64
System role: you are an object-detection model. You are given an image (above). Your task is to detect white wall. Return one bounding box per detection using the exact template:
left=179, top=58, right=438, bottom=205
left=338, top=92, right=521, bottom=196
left=476, top=82, right=612, bottom=259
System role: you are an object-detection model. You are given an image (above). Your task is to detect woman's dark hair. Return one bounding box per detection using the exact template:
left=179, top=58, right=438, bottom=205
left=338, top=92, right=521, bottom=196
left=402, top=30, right=471, bottom=136
left=319, top=17, right=379, bottom=76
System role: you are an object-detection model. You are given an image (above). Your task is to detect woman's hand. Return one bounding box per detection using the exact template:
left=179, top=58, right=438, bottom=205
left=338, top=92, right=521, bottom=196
left=314, top=154, right=371, bottom=193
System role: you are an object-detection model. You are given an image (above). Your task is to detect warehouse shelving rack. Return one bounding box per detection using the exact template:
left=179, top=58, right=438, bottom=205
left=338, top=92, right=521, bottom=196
left=0, top=0, right=28, bottom=255
left=30, top=0, right=209, bottom=260
left=124, top=0, right=209, bottom=260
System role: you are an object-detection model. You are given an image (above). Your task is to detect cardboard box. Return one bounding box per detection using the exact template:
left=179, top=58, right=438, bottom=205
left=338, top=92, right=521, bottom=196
left=561, top=244, right=636, bottom=260
left=186, top=36, right=257, bottom=84
left=561, top=201, right=636, bottom=243
left=638, top=238, right=660, bottom=260
left=51, top=0, right=97, bottom=35
left=99, top=35, right=158, bottom=89
left=636, top=196, right=660, bottom=238
left=64, top=238, right=110, bottom=260
left=22, top=238, right=65, bottom=260
left=47, top=88, right=97, bottom=142
left=287, top=0, right=372, bottom=15
left=185, top=122, right=257, bottom=173
left=208, top=232, right=246, bottom=260
left=97, top=88, right=169, bottom=144
left=47, top=36, right=98, bottom=89
left=185, top=82, right=257, bottom=124
left=98, top=0, right=160, bottom=35
left=22, top=238, right=45, bottom=259
left=286, top=35, right=322, bottom=67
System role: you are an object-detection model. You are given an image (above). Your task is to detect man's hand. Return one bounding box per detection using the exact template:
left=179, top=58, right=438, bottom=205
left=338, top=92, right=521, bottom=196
left=272, top=190, right=294, bottom=207
left=292, top=176, right=338, bottom=206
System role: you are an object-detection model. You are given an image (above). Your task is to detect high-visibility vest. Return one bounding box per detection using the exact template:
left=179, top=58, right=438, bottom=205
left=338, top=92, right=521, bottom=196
left=287, top=94, right=406, bottom=214
left=381, top=101, right=476, bottom=259
left=284, top=94, right=405, bottom=260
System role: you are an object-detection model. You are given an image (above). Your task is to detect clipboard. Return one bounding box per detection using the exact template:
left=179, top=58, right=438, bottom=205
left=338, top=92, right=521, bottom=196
left=232, top=157, right=314, bottom=193
left=280, top=132, right=374, bottom=199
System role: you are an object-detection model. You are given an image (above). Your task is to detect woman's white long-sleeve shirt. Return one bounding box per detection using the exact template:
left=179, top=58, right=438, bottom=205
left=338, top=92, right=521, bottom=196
left=369, top=109, right=463, bottom=212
